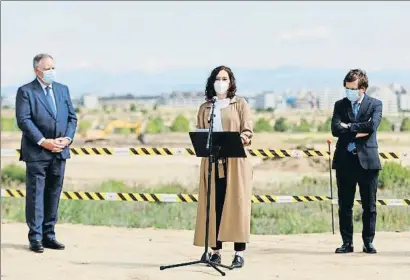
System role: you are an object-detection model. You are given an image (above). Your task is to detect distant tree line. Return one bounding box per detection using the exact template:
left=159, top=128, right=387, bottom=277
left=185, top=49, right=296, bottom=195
left=2, top=115, right=410, bottom=134
left=253, top=117, right=410, bottom=133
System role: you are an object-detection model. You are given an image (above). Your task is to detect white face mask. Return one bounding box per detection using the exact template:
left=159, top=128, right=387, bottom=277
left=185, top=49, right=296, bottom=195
left=214, top=80, right=229, bottom=95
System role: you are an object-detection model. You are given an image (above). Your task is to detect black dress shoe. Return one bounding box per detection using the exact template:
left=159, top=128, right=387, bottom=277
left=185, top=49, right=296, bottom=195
left=29, top=240, right=44, bottom=253
left=335, top=242, right=354, bottom=253
left=231, top=255, right=244, bottom=268
left=209, top=253, right=221, bottom=264
left=43, top=239, right=65, bottom=250
left=363, top=243, right=377, bottom=254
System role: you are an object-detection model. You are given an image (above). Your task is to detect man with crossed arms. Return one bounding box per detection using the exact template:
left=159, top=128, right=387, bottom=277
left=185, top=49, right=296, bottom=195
left=331, top=69, right=383, bottom=254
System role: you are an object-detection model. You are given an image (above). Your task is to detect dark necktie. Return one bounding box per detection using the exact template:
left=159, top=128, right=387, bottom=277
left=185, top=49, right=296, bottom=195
left=45, top=86, right=56, bottom=116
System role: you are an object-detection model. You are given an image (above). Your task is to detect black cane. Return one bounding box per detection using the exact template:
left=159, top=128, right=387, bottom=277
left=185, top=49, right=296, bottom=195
left=327, top=140, right=335, bottom=235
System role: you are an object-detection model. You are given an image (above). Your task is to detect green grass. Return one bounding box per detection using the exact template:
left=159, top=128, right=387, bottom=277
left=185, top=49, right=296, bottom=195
left=2, top=177, right=409, bottom=235
left=1, top=116, right=18, bottom=131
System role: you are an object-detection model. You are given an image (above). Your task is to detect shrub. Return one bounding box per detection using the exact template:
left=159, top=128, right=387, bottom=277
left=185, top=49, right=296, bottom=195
left=1, top=164, right=26, bottom=184
left=318, top=118, right=332, bottom=132
left=378, top=117, right=393, bottom=132
left=130, top=104, right=137, bottom=112
left=274, top=117, right=288, bottom=132
left=78, top=121, right=92, bottom=134
left=401, top=118, right=410, bottom=132
left=170, top=115, right=190, bottom=132
left=146, top=117, right=165, bottom=134
left=294, top=118, right=311, bottom=132
left=378, top=162, right=410, bottom=189
left=254, top=118, right=272, bottom=132
left=1, top=117, right=18, bottom=131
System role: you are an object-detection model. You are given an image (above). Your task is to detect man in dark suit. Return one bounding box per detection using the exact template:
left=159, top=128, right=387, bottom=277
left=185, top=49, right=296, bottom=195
left=15, top=53, right=77, bottom=253
left=331, top=69, right=382, bottom=254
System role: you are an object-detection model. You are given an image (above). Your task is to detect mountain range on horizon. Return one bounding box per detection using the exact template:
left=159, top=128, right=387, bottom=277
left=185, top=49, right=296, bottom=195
left=2, top=66, right=410, bottom=98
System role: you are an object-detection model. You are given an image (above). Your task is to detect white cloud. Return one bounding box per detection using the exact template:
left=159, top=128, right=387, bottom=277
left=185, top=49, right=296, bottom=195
left=277, top=26, right=331, bottom=42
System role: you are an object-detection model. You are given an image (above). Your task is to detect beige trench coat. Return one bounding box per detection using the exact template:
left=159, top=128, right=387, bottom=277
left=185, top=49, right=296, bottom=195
left=193, top=96, right=254, bottom=247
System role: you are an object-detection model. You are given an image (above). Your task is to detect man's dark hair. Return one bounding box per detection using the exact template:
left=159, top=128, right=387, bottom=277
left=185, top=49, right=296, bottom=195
left=343, top=69, right=369, bottom=90
left=205, top=65, right=237, bottom=100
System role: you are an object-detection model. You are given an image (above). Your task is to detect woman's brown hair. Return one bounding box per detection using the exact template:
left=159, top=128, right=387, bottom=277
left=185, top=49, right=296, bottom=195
left=205, top=65, right=237, bottom=101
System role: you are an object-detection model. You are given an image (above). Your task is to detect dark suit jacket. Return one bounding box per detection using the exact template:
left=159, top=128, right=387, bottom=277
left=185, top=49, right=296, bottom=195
left=15, top=79, right=78, bottom=162
left=331, top=94, right=383, bottom=170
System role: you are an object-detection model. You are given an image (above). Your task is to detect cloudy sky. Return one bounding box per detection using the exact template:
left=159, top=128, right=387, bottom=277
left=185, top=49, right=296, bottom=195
left=1, top=1, right=410, bottom=87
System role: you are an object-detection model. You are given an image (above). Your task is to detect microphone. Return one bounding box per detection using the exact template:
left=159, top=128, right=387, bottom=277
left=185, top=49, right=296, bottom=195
left=211, top=96, right=218, bottom=103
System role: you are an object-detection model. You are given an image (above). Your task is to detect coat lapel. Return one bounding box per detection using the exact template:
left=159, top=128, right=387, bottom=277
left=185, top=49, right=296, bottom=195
left=53, top=83, right=62, bottom=119
left=205, top=96, right=237, bottom=124
left=344, top=98, right=355, bottom=122
left=357, top=94, right=370, bottom=119
left=32, top=79, right=56, bottom=119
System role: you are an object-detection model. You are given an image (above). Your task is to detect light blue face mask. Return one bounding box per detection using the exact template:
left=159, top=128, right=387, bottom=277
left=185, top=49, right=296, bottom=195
left=345, top=89, right=360, bottom=102
left=41, top=69, right=56, bottom=84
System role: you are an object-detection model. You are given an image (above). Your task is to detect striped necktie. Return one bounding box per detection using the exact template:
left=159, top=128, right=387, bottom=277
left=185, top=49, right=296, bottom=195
left=45, top=86, right=56, bottom=116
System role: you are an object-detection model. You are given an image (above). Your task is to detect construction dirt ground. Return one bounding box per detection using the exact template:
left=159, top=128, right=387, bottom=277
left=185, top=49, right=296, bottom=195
left=1, top=223, right=410, bottom=280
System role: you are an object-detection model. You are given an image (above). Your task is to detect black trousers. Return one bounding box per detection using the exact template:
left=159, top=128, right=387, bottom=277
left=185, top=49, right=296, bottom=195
left=336, top=152, right=378, bottom=244
left=211, top=159, right=246, bottom=252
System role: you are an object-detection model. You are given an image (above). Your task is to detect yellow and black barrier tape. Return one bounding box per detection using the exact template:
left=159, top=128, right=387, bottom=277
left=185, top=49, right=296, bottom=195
left=2, top=189, right=409, bottom=206
left=0, top=148, right=406, bottom=159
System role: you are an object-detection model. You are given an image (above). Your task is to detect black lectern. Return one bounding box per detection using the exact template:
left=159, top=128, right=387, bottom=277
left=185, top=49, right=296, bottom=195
left=159, top=131, right=246, bottom=276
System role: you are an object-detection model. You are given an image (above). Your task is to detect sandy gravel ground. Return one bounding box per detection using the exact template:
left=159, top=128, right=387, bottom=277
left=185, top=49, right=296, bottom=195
left=1, top=223, right=409, bottom=280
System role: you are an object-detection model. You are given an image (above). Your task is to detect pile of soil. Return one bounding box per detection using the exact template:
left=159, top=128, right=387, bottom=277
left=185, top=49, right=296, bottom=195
left=256, top=157, right=330, bottom=173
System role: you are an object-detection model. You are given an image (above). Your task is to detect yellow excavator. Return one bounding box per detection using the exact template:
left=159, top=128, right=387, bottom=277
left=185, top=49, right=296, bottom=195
left=83, top=120, right=146, bottom=144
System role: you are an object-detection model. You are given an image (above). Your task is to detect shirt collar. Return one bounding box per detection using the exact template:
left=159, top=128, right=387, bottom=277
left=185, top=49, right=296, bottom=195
left=37, top=77, right=52, bottom=90
left=206, top=96, right=238, bottom=108
left=353, top=93, right=365, bottom=104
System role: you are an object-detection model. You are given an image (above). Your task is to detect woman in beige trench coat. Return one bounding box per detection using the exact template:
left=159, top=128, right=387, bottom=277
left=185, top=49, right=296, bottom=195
left=193, top=66, right=253, bottom=269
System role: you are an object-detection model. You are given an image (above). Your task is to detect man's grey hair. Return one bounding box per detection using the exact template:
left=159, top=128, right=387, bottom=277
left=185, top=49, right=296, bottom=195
left=33, top=53, right=53, bottom=69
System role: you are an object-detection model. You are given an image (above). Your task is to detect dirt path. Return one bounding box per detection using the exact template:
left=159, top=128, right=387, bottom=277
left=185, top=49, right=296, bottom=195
left=1, top=223, right=409, bottom=280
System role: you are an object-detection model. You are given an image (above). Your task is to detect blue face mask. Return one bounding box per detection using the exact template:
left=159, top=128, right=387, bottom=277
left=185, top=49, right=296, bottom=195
left=41, top=69, right=56, bottom=84
left=345, top=89, right=360, bottom=102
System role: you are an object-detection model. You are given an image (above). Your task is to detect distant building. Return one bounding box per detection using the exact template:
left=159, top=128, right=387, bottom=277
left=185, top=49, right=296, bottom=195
left=367, top=85, right=398, bottom=115
left=1, top=93, right=16, bottom=108
left=81, top=94, right=99, bottom=109
left=400, top=93, right=410, bottom=111
left=158, top=91, right=205, bottom=108
left=294, top=90, right=318, bottom=110
left=253, top=91, right=276, bottom=109
left=317, top=88, right=344, bottom=111
left=391, top=84, right=410, bottom=112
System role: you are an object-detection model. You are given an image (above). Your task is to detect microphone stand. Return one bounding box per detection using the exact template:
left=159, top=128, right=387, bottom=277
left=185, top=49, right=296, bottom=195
left=160, top=97, right=232, bottom=276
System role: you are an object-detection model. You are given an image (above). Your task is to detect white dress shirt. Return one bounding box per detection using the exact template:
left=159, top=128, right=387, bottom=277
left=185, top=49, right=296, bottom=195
left=351, top=93, right=365, bottom=112
left=36, top=78, right=71, bottom=146
left=213, top=98, right=231, bottom=132
left=37, top=78, right=57, bottom=112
